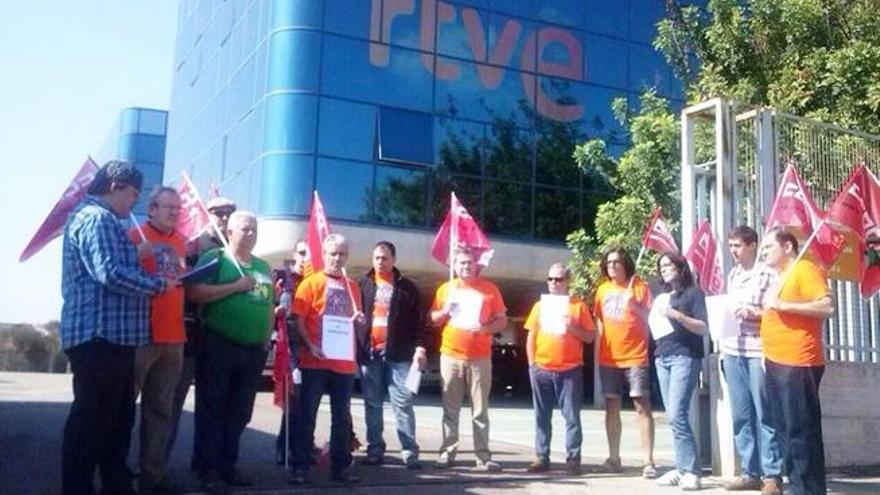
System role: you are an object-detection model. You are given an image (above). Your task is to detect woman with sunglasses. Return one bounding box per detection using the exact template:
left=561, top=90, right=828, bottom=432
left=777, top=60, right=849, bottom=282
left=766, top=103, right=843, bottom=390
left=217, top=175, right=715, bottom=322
left=652, top=252, right=708, bottom=491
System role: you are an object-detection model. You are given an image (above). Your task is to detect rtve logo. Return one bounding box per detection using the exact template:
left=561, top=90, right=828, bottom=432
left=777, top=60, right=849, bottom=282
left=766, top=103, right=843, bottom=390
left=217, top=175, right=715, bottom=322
left=368, top=0, right=585, bottom=122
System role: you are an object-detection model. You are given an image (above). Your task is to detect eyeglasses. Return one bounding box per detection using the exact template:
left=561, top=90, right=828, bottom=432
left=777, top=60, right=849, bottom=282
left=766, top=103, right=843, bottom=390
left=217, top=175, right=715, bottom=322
left=209, top=208, right=235, bottom=217
left=296, top=250, right=307, bottom=256
left=547, top=277, right=565, bottom=282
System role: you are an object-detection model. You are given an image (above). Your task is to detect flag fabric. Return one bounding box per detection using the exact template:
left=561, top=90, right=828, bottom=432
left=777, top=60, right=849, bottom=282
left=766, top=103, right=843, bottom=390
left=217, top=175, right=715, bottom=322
left=827, top=165, right=880, bottom=297
left=273, top=315, right=292, bottom=408
left=764, top=163, right=844, bottom=266
left=305, top=191, right=331, bottom=276
left=642, top=207, right=679, bottom=254
left=826, top=164, right=871, bottom=238
left=431, top=192, right=494, bottom=267
left=177, top=171, right=211, bottom=240
left=685, top=219, right=725, bottom=295
left=20, top=157, right=99, bottom=262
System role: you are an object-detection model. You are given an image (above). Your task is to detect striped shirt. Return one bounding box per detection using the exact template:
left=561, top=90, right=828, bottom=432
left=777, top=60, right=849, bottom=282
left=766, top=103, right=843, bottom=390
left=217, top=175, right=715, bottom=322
left=61, top=195, right=166, bottom=350
left=722, top=263, right=776, bottom=358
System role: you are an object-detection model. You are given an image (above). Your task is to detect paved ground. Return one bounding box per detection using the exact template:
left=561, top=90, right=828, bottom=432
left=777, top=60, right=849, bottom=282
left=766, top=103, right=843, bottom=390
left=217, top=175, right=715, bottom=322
left=1, top=371, right=878, bottom=494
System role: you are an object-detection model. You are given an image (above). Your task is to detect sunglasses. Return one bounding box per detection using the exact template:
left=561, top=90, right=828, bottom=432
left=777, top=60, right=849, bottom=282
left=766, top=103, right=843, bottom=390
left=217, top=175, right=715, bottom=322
left=296, top=250, right=308, bottom=256
left=547, top=277, right=565, bottom=282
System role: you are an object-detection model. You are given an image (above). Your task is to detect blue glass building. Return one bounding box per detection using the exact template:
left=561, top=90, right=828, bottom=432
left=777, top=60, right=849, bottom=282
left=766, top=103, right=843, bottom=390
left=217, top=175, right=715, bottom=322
left=99, top=107, right=168, bottom=217
left=165, top=0, right=686, bottom=313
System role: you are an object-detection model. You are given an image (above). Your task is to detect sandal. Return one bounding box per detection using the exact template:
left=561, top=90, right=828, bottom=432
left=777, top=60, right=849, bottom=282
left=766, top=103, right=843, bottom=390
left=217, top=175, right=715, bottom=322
left=599, top=457, right=622, bottom=473
left=642, top=463, right=658, bottom=479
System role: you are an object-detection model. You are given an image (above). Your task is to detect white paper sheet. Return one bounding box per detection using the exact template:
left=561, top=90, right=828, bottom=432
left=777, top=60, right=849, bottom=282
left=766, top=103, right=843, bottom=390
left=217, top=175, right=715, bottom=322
left=705, top=294, right=739, bottom=342
left=405, top=361, right=422, bottom=395
left=321, top=315, right=354, bottom=361
left=539, top=294, right=570, bottom=335
left=648, top=293, right=675, bottom=340
left=448, top=288, right=484, bottom=330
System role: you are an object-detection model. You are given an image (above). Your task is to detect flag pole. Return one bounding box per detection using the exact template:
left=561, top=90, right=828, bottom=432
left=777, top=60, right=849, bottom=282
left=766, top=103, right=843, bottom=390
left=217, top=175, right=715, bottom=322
left=449, top=192, right=456, bottom=282
left=129, top=212, right=147, bottom=242
left=284, top=371, right=290, bottom=469
left=182, top=171, right=245, bottom=276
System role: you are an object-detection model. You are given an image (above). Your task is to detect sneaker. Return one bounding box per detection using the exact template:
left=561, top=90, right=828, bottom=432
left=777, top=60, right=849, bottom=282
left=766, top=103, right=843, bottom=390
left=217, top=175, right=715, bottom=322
left=527, top=458, right=550, bottom=473
left=404, top=457, right=423, bottom=470
left=564, top=458, right=582, bottom=476
left=680, top=472, right=702, bottom=491
left=435, top=452, right=453, bottom=469
left=642, top=464, right=658, bottom=479
left=657, top=469, right=682, bottom=486
left=761, top=478, right=783, bottom=495
left=724, top=476, right=762, bottom=491
left=477, top=460, right=502, bottom=472
left=362, top=453, right=384, bottom=466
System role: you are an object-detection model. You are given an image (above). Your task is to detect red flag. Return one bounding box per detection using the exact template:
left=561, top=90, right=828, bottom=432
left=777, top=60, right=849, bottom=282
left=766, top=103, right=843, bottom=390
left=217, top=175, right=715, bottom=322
left=273, top=315, right=292, bottom=408
left=685, top=219, right=725, bottom=295
left=177, top=171, right=210, bottom=240
left=305, top=191, right=331, bottom=275
left=642, top=207, right=679, bottom=254
left=764, top=163, right=844, bottom=266
left=20, top=157, right=99, bottom=262
left=431, top=192, right=494, bottom=266
left=827, top=165, right=872, bottom=238
left=859, top=168, right=880, bottom=297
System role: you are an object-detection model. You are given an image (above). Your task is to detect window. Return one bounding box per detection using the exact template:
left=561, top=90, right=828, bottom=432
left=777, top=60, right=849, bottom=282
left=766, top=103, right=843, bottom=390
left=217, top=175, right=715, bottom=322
left=535, top=187, right=579, bottom=240
left=377, top=106, right=434, bottom=167
left=316, top=157, right=375, bottom=221
left=373, top=165, right=428, bottom=227
left=435, top=117, right=483, bottom=176
left=137, top=110, right=167, bottom=136
left=483, top=180, right=531, bottom=236
left=319, top=98, right=376, bottom=162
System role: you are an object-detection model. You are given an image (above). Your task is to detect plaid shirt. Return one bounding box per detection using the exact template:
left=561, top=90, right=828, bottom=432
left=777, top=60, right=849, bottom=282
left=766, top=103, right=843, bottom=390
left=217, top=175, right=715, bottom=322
left=61, top=195, right=166, bottom=350
left=723, top=263, right=776, bottom=358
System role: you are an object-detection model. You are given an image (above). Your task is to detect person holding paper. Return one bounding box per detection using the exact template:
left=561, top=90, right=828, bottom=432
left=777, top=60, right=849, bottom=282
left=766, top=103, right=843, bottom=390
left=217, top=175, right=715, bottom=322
left=592, top=247, right=657, bottom=478
left=653, top=252, right=708, bottom=491
left=357, top=241, right=426, bottom=469
left=187, top=211, right=274, bottom=493
left=289, top=233, right=364, bottom=485
left=60, top=161, right=171, bottom=495
left=720, top=226, right=784, bottom=495
left=126, top=186, right=187, bottom=493
left=760, top=229, right=834, bottom=495
left=524, top=263, right=595, bottom=475
left=430, top=247, right=508, bottom=472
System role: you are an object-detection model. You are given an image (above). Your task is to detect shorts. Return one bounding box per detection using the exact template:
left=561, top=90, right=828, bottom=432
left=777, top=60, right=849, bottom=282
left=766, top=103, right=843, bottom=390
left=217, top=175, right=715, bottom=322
left=599, top=365, right=650, bottom=398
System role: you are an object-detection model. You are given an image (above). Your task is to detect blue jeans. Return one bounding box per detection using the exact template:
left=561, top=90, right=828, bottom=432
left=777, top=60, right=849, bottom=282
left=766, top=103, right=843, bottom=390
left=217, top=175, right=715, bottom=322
left=655, top=354, right=701, bottom=475
left=765, top=360, right=826, bottom=495
left=360, top=352, right=419, bottom=461
left=722, top=354, right=783, bottom=479
left=529, top=364, right=583, bottom=461
left=293, top=368, right=355, bottom=475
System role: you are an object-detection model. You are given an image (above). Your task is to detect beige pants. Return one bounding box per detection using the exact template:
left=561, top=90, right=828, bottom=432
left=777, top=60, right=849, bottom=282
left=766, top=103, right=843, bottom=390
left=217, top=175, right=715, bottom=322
left=134, top=343, right=184, bottom=486
left=438, top=355, right=493, bottom=463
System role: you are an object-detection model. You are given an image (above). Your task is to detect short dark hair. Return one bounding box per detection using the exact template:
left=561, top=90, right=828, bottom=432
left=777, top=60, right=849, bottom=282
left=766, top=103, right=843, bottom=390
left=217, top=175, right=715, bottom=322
left=657, top=251, right=694, bottom=289
left=87, top=160, right=144, bottom=195
left=374, top=240, right=396, bottom=257
left=148, top=186, right=179, bottom=208
left=600, top=247, right=635, bottom=280
left=729, top=225, right=758, bottom=246
left=768, top=228, right=799, bottom=252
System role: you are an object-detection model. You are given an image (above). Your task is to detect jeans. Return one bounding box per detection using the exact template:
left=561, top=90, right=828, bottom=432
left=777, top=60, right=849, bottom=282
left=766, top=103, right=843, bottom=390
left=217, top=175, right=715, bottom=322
left=765, top=360, right=826, bottom=495
left=722, top=354, right=783, bottom=479
left=165, top=354, right=196, bottom=463
left=62, top=339, right=137, bottom=495
left=655, top=354, right=701, bottom=475
left=438, top=355, right=493, bottom=464
left=529, top=364, right=583, bottom=461
left=292, top=368, right=355, bottom=475
left=360, top=351, right=419, bottom=461
left=198, top=332, right=267, bottom=477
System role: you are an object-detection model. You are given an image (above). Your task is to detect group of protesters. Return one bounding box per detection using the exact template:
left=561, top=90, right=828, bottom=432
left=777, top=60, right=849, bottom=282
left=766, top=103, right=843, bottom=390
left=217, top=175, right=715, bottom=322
left=59, top=160, right=834, bottom=495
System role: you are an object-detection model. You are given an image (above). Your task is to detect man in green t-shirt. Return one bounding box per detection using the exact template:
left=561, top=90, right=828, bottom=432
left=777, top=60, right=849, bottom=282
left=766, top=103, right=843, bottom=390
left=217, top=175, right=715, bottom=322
left=188, top=210, right=274, bottom=493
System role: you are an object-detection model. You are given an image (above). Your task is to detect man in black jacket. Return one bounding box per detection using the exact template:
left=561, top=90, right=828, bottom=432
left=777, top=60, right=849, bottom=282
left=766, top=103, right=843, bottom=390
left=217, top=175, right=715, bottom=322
left=358, top=241, right=426, bottom=469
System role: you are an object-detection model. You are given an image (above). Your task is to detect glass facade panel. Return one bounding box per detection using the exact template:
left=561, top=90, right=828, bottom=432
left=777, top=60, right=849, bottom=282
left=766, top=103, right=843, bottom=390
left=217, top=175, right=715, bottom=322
left=437, top=6, right=487, bottom=62
left=484, top=123, right=531, bottom=181
left=260, top=154, right=313, bottom=215
left=315, top=157, right=374, bottom=221
left=431, top=174, right=481, bottom=227
left=585, top=0, right=629, bottom=39
left=122, top=109, right=139, bottom=134
left=264, top=93, right=317, bottom=153
left=434, top=57, right=531, bottom=126
left=324, top=0, right=372, bottom=40
left=319, top=97, right=376, bottom=162
left=584, top=33, right=628, bottom=90
left=483, top=180, right=531, bottom=236
left=267, top=29, right=321, bottom=92
left=137, top=109, right=168, bottom=136
left=378, top=106, right=433, bottom=167
left=536, top=0, right=586, bottom=29
left=487, top=12, right=536, bottom=71
left=373, top=165, right=429, bottom=227
left=435, top=117, right=483, bottom=176
left=534, top=187, right=579, bottom=240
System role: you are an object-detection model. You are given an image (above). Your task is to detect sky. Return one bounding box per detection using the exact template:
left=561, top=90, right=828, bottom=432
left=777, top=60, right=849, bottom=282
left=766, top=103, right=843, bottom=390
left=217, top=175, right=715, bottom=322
left=0, top=2, right=180, bottom=324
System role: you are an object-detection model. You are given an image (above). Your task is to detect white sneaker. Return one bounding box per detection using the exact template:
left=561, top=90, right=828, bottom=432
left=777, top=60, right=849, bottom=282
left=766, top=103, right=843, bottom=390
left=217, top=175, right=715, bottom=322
left=680, top=472, right=701, bottom=491
left=657, top=469, right=682, bottom=486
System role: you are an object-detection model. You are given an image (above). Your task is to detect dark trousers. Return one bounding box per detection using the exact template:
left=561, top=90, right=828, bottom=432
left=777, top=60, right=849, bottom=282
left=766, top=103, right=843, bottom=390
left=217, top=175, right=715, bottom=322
left=62, top=339, right=136, bottom=495
left=276, top=333, right=300, bottom=461
left=197, top=331, right=267, bottom=477
left=765, top=360, right=826, bottom=495
left=292, top=368, right=355, bottom=475
left=529, top=364, right=583, bottom=461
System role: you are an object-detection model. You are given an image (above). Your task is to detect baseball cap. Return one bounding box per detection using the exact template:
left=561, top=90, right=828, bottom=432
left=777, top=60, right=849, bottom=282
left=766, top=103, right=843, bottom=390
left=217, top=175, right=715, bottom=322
left=206, top=197, right=236, bottom=212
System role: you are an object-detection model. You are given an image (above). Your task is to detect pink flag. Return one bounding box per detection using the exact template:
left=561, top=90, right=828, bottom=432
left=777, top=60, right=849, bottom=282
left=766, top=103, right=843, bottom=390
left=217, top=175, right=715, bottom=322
left=20, top=157, right=99, bottom=262
left=685, top=219, right=724, bottom=295
left=431, top=192, right=494, bottom=267
left=273, top=315, right=291, bottom=408
left=642, top=207, right=679, bottom=254
left=859, top=168, right=880, bottom=297
left=764, top=163, right=844, bottom=266
left=177, top=171, right=210, bottom=240
left=305, top=191, right=331, bottom=275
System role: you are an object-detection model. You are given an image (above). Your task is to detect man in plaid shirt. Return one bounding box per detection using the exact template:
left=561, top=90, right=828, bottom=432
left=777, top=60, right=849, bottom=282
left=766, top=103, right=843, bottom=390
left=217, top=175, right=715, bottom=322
left=60, top=160, right=171, bottom=495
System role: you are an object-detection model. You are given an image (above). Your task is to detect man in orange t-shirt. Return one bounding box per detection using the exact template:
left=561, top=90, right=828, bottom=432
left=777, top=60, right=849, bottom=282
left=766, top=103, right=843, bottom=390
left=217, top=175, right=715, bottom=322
left=290, top=233, right=364, bottom=485
left=524, top=263, right=595, bottom=475
left=127, top=186, right=186, bottom=492
left=760, top=229, right=833, bottom=495
left=592, top=247, right=656, bottom=477
left=430, top=247, right=507, bottom=471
